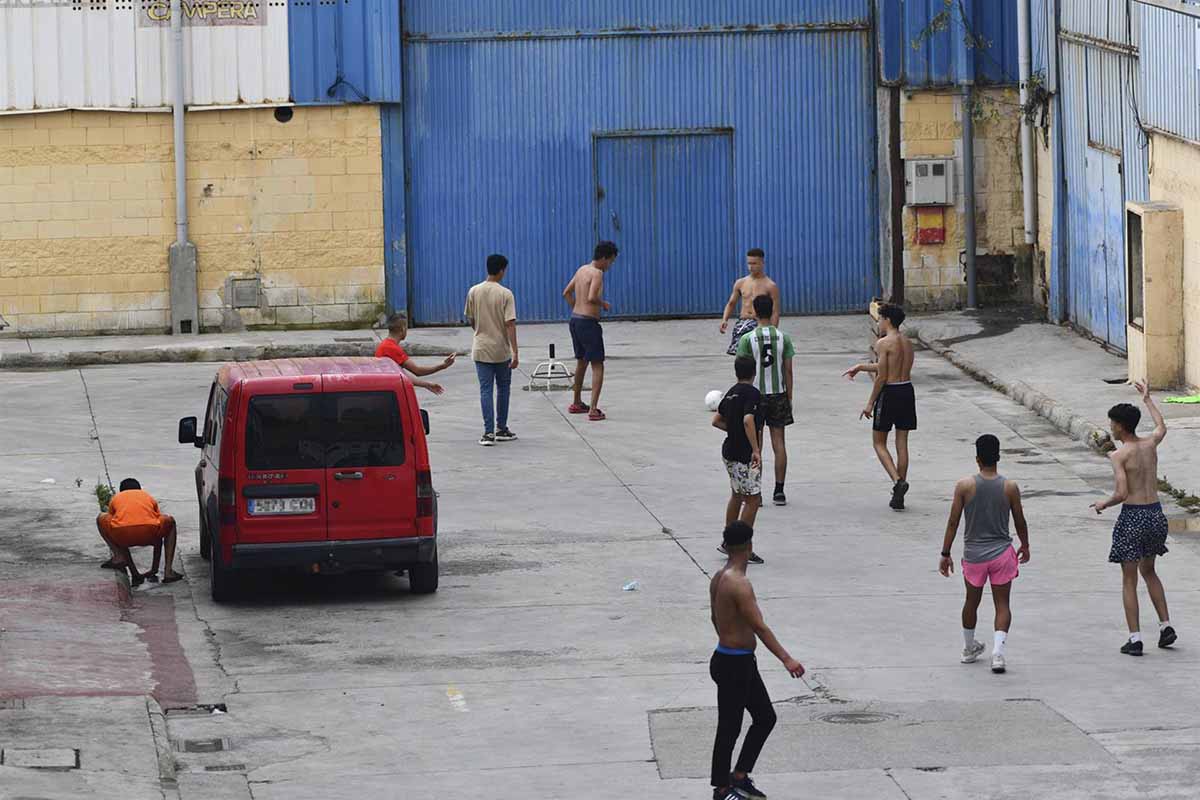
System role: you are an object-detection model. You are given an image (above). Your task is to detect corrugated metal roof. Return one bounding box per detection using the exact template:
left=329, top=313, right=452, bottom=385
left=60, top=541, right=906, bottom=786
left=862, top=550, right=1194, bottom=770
left=878, top=0, right=1019, bottom=87
left=0, top=3, right=290, bottom=111
left=401, top=0, right=871, bottom=35
left=1138, top=1, right=1200, bottom=141
left=287, top=0, right=401, bottom=104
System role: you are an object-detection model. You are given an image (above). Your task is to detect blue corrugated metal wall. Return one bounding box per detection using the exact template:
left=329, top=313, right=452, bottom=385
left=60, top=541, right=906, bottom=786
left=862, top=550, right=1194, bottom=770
left=1055, top=4, right=1150, bottom=350
left=878, top=0, right=1019, bottom=86
left=400, top=3, right=880, bottom=323
left=1139, top=2, right=1200, bottom=142
left=288, top=0, right=403, bottom=104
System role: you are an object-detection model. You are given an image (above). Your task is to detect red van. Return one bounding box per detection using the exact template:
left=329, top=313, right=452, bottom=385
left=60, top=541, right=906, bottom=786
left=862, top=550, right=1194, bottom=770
left=178, top=357, right=438, bottom=601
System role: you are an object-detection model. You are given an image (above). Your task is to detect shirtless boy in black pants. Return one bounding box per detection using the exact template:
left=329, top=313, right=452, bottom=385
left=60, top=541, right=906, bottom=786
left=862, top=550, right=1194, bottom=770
left=708, top=521, right=805, bottom=800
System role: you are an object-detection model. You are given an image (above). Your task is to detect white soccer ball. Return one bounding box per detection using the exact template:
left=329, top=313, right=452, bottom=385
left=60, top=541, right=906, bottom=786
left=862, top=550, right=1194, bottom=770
left=705, top=390, right=723, bottom=412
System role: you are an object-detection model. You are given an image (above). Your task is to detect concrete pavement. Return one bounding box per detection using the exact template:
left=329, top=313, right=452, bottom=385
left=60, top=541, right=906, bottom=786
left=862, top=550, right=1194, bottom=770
left=2, top=316, right=1199, bottom=799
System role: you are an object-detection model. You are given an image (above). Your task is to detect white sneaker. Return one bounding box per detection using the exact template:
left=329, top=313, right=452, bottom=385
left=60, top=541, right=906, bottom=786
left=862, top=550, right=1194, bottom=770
left=961, top=641, right=985, bottom=663
left=991, top=652, right=1006, bottom=674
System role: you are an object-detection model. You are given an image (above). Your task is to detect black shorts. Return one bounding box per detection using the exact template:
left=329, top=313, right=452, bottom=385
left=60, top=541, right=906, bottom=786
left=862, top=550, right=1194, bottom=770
left=569, top=315, right=605, bottom=363
left=1109, top=502, right=1169, bottom=563
left=762, top=393, right=793, bottom=428
left=873, top=382, right=917, bottom=432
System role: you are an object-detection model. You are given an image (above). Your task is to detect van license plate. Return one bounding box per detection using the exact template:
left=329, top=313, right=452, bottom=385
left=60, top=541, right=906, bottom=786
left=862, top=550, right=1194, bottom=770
left=248, top=497, right=316, bottom=516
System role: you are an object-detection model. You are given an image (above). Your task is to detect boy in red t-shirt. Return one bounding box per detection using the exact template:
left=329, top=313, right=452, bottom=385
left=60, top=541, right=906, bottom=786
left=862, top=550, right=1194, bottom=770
left=374, top=313, right=454, bottom=394
left=97, top=478, right=181, bottom=586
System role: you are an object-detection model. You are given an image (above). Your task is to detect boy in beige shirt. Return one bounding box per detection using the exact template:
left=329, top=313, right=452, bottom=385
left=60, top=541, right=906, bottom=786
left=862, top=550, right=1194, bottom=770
left=464, top=254, right=519, bottom=446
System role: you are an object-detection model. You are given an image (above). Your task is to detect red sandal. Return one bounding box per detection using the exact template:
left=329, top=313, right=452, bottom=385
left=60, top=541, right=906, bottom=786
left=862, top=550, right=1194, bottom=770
left=567, top=403, right=590, bottom=414
left=588, top=408, right=606, bottom=421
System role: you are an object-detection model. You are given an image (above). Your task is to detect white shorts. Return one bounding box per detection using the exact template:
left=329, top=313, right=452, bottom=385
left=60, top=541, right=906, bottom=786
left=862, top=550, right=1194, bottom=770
left=724, top=459, right=762, bottom=497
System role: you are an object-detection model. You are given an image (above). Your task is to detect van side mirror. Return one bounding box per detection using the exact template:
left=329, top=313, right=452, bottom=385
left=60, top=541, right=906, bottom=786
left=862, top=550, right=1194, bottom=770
left=178, top=417, right=202, bottom=448
left=420, top=409, right=430, bottom=435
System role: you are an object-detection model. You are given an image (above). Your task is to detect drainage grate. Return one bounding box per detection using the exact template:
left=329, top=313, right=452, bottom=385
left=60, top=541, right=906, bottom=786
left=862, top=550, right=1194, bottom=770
left=231, top=278, right=260, bottom=309
left=0, top=699, right=26, bottom=710
left=174, top=738, right=230, bottom=754
left=165, top=703, right=227, bottom=717
left=818, top=711, right=898, bottom=725
left=1, top=748, right=80, bottom=769
left=205, top=764, right=247, bottom=772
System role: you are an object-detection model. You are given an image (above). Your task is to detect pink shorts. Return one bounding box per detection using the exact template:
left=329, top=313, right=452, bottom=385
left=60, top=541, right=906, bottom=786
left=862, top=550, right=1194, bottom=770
left=962, top=547, right=1019, bottom=588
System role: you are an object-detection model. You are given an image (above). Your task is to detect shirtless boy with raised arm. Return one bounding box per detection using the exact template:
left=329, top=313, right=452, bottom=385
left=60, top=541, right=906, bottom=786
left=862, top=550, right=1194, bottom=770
left=708, top=521, right=804, bottom=800
left=563, top=241, right=618, bottom=422
left=844, top=303, right=917, bottom=510
left=720, top=248, right=780, bottom=356
left=1091, top=382, right=1177, bottom=656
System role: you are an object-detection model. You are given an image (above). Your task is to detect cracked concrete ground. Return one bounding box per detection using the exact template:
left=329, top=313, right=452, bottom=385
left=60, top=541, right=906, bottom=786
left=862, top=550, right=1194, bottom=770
left=2, top=317, right=1199, bottom=799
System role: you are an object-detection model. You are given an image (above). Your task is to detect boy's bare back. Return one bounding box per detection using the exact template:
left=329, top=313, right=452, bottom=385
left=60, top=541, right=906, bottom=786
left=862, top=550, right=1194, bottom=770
left=1112, top=439, right=1160, bottom=505
left=709, top=567, right=757, bottom=651
left=875, top=330, right=914, bottom=382
left=567, top=264, right=604, bottom=318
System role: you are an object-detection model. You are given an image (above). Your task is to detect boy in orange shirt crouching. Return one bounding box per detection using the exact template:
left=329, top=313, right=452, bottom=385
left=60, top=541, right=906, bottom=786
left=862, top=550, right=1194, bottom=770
left=97, top=478, right=181, bottom=586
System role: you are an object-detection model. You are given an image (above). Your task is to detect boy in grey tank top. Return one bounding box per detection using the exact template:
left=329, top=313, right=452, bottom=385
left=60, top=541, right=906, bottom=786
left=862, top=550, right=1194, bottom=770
left=939, top=435, right=1031, bottom=674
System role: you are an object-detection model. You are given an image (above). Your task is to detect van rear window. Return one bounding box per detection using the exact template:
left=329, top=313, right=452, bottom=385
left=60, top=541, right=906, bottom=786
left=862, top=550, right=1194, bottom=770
left=245, top=392, right=405, bottom=470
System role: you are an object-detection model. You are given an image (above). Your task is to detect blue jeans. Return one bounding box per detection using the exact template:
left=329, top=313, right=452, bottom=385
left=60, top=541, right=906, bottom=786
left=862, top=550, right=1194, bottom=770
left=475, top=361, right=512, bottom=434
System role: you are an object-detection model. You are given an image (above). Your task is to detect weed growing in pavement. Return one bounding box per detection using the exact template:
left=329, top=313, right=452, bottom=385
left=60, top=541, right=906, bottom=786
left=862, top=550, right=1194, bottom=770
left=1158, top=478, right=1200, bottom=513
left=94, top=481, right=114, bottom=512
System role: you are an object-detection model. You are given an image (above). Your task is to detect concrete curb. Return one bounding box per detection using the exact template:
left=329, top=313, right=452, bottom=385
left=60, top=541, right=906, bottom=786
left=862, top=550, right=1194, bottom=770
left=0, top=341, right=464, bottom=370
left=914, top=333, right=1116, bottom=454
left=146, top=695, right=180, bottom=797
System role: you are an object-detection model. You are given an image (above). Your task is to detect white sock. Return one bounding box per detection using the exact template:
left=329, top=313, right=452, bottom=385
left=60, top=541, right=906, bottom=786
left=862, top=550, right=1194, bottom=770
left=993, top=631, right=1007, bottom=656
left=1160, top=620, right=1172, bottom=631
left=1130, top=632, right=1142, bottom=644
left=963, top=628, right=976, bottom=648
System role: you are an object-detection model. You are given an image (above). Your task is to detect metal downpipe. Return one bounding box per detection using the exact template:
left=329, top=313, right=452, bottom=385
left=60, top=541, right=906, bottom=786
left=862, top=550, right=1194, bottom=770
left=1018, top=0, right=1037, bottom=246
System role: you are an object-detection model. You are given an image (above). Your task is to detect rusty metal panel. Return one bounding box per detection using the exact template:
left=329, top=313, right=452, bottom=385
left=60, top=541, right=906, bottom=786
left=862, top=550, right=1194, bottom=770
left=401, top=0, right=872, bottom=35
left=0, top=0, right=290, bottom=112
left=400, top=19, right=879, bottom=322
left=1138, top=1, right=1200, bottom=141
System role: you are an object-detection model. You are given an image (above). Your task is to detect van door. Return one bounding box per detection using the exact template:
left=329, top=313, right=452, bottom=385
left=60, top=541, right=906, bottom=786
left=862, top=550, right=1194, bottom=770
left=323, top=386, right=416, bottom=541
left=237, top=388, right=327, bottom=543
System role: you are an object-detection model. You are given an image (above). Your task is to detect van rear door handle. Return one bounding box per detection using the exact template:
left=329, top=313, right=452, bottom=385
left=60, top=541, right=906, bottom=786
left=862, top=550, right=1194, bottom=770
left=333, top=471, right=364, bottom=481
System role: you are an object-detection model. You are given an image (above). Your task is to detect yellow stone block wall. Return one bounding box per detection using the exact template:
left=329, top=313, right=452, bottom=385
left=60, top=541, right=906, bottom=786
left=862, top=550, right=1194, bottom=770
left=900, top=88, right=1025, bottom=310
left=1148, top=134, right=1200, bottom=390
left=0, top=106, right=385, bottom=335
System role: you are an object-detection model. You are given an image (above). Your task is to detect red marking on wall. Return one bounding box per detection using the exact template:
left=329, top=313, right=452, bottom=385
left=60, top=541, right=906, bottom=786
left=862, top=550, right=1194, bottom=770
left=0, top=578, right=195, bottom=705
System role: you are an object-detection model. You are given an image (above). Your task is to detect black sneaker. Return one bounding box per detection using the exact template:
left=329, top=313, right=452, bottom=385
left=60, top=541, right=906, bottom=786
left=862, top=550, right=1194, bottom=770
left=1159, top=626, right=1177, bottom=649
left=773, top=491, right=787, bottom=506
left=730, top=774, right=767, bottom=799
left=714, top=789, right=741, bottom=800
left=494, top=429, right=518, bottom=442
left=478, top=433, right=496, bottom=447
left=1120, top=639, right=1144, bottom=657
left=748, top=552, right=765, bottom=566
left=890, top=479, right=908, bottom=510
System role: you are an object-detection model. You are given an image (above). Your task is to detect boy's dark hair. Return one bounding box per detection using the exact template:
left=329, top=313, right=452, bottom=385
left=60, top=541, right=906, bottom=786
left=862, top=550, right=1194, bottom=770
left=879, top=303, right=906, bottom=328
left=385, top=312, right=407, bottom=332
left=975, top=434, right=1001, bottom=467
left=1108, top=403, right=1141, bottom=433
left=747, top=247, right=765, bottom=259
left=752, top=294, right=774, bottom=320
left=734, top=356, right=756, bottom=381
left=594, top=241, right=619, bottom=260
left=119, top=478, right=141, bottom=492
left=723, top=520, right=753, bottom=548
left=486, top=254, right=508, bottom=276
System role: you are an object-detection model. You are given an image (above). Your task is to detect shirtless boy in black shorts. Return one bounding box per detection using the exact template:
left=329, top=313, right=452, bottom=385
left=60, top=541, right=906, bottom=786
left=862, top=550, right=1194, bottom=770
left=844, top=304, right=917, bottom=510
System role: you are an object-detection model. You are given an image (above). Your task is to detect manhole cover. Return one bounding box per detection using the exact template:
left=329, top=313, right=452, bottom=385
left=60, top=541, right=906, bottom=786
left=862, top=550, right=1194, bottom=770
left=205, top=764, right=246, bottom=772
left=1, top=748, right=80, bottom=769
left=334, top=337, right=374, bottom=343
left=818, top=711, right=898, bottom=725
left=174, top=738, right=230, bottom=753
left=0, top=699, right=26, bottom=710
left=165, top=703, right=227, bottom=717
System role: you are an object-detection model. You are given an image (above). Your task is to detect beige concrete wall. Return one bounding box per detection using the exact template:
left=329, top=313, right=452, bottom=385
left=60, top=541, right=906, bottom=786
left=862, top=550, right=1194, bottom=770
left=0, top=106, right=385, bottom=335
left=900, top=88, right=1025, bottom=310
left=1148, top=134, right=1200, bottom=390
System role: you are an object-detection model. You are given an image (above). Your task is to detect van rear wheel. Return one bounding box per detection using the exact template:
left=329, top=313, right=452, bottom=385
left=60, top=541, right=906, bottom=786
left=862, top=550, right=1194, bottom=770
left=209, top=531, right=235, bottom=602
left=199, top=513, right=212, bottom=562
left=408, top=544, right=438, bottom=594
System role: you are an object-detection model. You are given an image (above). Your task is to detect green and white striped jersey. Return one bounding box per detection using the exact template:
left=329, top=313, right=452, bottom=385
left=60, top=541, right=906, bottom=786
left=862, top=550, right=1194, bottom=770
left=736, top=325, right=795, bottom=396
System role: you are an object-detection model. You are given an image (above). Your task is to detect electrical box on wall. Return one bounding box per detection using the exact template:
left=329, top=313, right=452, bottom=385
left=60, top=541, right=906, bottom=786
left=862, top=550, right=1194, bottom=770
left=905, top=158, right=955, bottom=206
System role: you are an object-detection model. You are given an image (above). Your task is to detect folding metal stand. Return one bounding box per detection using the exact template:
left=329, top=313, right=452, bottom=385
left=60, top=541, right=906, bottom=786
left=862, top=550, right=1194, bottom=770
left=528, top=344, right=573, bottom=391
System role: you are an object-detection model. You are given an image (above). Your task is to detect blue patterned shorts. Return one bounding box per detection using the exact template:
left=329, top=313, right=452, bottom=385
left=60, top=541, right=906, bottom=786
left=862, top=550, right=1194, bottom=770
left=1108, top=502, right=1169, bottom=563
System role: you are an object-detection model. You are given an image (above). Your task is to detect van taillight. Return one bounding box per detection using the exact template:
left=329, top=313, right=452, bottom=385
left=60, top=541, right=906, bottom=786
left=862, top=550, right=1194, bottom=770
left=219, top=478, right=236, bottom=526
left=416, top=470, right=434, bottom=520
